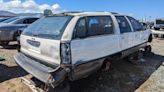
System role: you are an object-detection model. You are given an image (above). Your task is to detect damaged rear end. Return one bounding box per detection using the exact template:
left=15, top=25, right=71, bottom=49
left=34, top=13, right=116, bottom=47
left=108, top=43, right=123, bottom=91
left=14, top=15, right=73, bottom=87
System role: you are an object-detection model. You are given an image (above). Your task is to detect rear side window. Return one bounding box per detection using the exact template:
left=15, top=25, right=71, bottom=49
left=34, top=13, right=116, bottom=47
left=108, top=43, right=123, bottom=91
left=74, top=18, right=87, bottom=38
left=116, top=16, right=132, bottom=34
left=27, top=18, right=38, bottom=24
left=87, top=16, right=114, bottom=36
left=127, top=16, right=143, bottom=31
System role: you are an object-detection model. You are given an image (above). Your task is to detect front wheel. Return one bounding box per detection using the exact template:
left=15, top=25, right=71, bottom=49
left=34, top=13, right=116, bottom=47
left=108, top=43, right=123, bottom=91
left=145, top=45, right=152, bottom=53
left=148, top=34, right=153, bottom=42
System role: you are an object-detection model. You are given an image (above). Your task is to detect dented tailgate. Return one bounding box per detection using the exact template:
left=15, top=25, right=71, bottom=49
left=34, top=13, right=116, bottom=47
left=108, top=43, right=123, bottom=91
left=20, top=35, right=61, bottom=65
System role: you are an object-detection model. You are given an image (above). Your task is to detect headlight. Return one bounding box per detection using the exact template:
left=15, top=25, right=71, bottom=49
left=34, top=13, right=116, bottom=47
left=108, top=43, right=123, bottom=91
left=0, top=30, right=2, bottom=33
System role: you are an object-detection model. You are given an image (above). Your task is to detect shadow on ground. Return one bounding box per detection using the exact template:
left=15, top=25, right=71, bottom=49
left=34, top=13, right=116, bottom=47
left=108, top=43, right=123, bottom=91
left=0, top=44, right=20, bottom=50
left=0, top=64, right=28, bottom=83
left=70, top=53, right=164, bottom=92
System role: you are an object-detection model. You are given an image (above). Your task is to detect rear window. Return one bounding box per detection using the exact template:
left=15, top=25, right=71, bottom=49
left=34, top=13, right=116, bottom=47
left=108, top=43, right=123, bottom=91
left=22, top=16, right=72, bottom=40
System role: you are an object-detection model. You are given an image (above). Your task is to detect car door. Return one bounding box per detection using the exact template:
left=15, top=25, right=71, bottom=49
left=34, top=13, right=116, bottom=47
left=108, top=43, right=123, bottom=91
left=71, top=16, right=120, bottom=65
left=127, top=16, right=148, bottom=45
left=115, top=16, right=133, bottom=50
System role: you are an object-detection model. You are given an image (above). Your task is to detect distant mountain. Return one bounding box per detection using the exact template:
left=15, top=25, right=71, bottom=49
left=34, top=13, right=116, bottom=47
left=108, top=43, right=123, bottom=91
left=18, top=13, right=43, bottom=17
left=0, top=10, right=43, bottom=17
left=0, top=10, right=16, bottom=17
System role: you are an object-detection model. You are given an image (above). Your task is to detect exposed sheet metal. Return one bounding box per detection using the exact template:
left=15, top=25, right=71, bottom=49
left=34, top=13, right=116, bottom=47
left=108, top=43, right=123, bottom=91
left=70, top=58, right=104, bottom=81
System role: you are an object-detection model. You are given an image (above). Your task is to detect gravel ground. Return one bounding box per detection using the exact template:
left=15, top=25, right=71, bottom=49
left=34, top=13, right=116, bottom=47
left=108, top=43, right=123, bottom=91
left=0, top=38, right=163, bottom=92
left=135, top=64, right=164, bottom=92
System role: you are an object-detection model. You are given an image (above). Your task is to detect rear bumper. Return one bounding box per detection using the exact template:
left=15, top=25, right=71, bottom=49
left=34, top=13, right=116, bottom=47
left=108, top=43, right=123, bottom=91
left=14, top=53, right=66, bottom=84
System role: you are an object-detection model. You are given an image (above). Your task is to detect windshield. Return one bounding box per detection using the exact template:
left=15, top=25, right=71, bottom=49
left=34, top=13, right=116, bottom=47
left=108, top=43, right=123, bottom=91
left=1, top=17, right=19, bottom=23
left=22, top=16, right=72, bottom=40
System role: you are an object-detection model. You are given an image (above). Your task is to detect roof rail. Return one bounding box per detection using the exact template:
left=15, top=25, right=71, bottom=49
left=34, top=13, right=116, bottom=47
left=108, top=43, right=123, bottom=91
left=95, top=11, right=119, bottom=14
left=55, top=11, right=83, bottom=14
left=111, top=12, right=119, bottom=14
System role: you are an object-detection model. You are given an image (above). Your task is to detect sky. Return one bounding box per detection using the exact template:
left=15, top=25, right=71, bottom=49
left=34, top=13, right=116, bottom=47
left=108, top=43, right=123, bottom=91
left=0, top=0, right=164, bottom=21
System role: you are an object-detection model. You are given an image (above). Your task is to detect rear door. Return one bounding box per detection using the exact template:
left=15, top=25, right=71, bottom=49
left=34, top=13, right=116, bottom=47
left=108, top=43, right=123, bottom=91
left=71, top=16, right=120, bottom=65
left=115, top=16, right=133, bottom=50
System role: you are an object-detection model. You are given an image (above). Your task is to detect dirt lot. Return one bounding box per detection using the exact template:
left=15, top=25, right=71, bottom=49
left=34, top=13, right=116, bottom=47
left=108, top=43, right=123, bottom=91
left=0, top=38, right=164, bottom=92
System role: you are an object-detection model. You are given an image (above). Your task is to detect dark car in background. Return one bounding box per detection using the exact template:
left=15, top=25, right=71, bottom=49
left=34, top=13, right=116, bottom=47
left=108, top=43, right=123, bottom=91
left=0, top=16, right=39, bottom=45
left=0, top=18, right=10, bottom=23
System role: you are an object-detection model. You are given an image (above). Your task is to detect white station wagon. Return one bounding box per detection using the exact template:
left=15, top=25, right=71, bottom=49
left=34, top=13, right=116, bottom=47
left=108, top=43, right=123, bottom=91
left=14, top=12, right=152, bottom=91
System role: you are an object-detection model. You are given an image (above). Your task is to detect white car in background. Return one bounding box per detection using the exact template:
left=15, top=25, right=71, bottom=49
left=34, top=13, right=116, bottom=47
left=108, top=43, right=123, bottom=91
left=152, top=19, right=164, bottom=38
left=14, top=11, right=152, bottom=91
left=151, top=29, right=164, bottom=38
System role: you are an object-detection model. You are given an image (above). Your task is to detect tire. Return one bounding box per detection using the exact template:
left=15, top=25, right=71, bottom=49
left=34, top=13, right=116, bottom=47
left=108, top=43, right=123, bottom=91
left=153, top=34, right=158, bottom=38
left=52, top=81, right=70, bottom=92
left=162, top=35, right=164, bottom=38
left=145, top=45, right=152, bottom=53
left=148, top=34, right=153, bottom=42
left=154, top=27, right=160, bottom=30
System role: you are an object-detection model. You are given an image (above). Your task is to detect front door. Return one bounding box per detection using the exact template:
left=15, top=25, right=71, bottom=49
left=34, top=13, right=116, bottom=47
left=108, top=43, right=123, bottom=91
left=127, top=16, right=149, bottom=45
left=115, top=16, right=133, bottom=50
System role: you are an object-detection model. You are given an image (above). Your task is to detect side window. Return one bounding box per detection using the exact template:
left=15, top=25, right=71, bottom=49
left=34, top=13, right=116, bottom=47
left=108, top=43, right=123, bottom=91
left=23, top=19, right=29, bottom=24
left=87, top=16, right=114, bottom=36
left=15, top=19, right=24, bottom=24
left=127, top=16, right=144, bottom=31
left=22, top=18, right=38, bottom=24
left=116, top=16, right=132, bottom=34
left=27, top=18, right=38, bottom=24
left=75, top=18, right=87, bottom=38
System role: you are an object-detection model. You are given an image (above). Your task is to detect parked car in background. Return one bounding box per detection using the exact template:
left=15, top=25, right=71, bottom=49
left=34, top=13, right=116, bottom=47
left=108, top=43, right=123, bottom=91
left=0, top=18, right=10, bottom=23
left=0, top=16, right=39, bottom=45
left=154, top=19, right=164, bottom=30
left=152, top=19, right=164, bottom=38
left=15, top=12, right=152, bottom=91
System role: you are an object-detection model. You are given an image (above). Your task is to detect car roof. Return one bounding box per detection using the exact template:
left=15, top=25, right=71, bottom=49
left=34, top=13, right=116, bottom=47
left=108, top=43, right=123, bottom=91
left=52, top=12, right=125, bottom=16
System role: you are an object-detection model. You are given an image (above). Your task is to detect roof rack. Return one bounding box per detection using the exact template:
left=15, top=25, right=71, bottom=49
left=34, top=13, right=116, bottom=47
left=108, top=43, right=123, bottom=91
left=111, top=12, right=119, bottom=14
left=55, top=11, right=83, bottom=15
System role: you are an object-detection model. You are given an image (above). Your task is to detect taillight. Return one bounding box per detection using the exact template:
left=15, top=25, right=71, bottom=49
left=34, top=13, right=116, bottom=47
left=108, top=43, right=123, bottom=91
left=60, top=42, right=71, bottom=64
